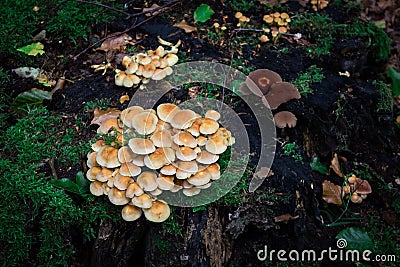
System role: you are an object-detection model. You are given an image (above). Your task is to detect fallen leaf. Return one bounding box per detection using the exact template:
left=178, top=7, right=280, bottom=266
left=17, top=42, right=45, bottom=56
left=330, top=153, right=343, bottom=177
left=12, top=67, right=40, bottom=79
left=91, top=107, right=121, bottom=126
left=253, top=167, right=274, bottom=179
left=173, top=20, right=197, bottom=33
left=322, top=180, right=342, bottom=205
left=274, top=213, right=299, bottom=223
left=143, top=4, right=161, bottom=16
left=97, top=33, right=135, bottom=52
left=11, top=88, right=52, bottom=113
left=119, top=95, right=130, bottom=104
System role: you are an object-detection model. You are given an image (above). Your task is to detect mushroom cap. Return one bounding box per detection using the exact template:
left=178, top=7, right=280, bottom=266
left=273, top=111, right=297, bottom=128
left=196, top=150, right=219, bottom=164
left=102, top=183, right=112, bottom=195
left=151, top=68, right=167, bottom=80
left=132, top=193, right=153, bottom=208
left=205, top=136, right=228, bottom=154
left=126, top=182, right=144, bottom=198
left=97, top=118, right=121, bottom=134
left=187, top=119, right=201, bottom=137
left=196, top=136, right=208, bottom=146
left=235, top=12, right=243, bottom=19
left=118, top=146, right=137, bottom=163
left=196, top=182, right=212, bottom=189
left=115, top=71, right=127, bottom=86
left=354, top=178, right=372, bottom=195
left=173, top=131, right=197, bottom=148
left=131, top=111, right=158, bottom=135
left=114, top=173, right=134, bottom=190
left=142, top=63, right=156, bottom=78
left=157, top=103, right=180, bottom=123
left=165, top=53, right=179, bottom=66
left=199, top=118, right=219, bottom=135
left=123, top=74, right=141, bottom=87
left=106, top=176, right=115, bottom=188
left=150, top=130, right=172, bottom=147
left=137, top=53, right=152, bottom=65
left=119, top=162, right=141, bottom=177
left=96, top=167, right=113, bottom=182
left=263, top=82, right=301, bottom=110
left=176, top=160, right=198, bottom=174
left=90, top=181, right=104, bottom=196
left=91, top=140, right=105, bottom=152
left=108, top=187, right=130, bottom=205
left=205, top=110, right=221, bottom=121
left=96, top=146, right=121, bottom=168
left=170, top=184, right=183, bottom=192
left=187, top=170, right=211, bottom=186
left=170, top=109, right=199, bottom=129
left=182, top=187, right=201, bottom=197
left=143, top=200, right=171, bottom=223
left=246, top=69, right=282, bottom=96
left=131, top=154, right=145, bottom=167
left=137, top=171, right=158, bottom=191
left=86, top=151, right=98, bottom=168
left=176, top=146, right=198, bottom=161
left=121, top=204, right=142, bottom=221
left=122, top=56, right=132, bottom=69
left=126, top=62, right=139, bottom=74
left=86, top=166, right=101, bottom=181
left=155, top=46, right=165, bottom=57
left=148, top=188, right=163, bottom=197
left=157, top=174, right=175, bottom=190
left=120, top=106, right=144, bottom=128
left=144, top=147, right=176, bottom=169
left=206, top=163, right=221, bottom=180
left=128, top=138, right=156, bottom=155
left=160, top=164, right=177, bottom=176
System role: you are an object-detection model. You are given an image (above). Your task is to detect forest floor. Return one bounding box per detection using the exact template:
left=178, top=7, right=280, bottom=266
left=0, top=0, right=399, bottom=266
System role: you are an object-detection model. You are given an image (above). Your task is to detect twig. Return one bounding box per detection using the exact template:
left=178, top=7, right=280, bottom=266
left=129, top=0, right=180, bottom=17
left=74, top=0, right=132, bottom=17
left=49, top=157, right=58, bottom=180
left=73, top=0, right=180, bottom=60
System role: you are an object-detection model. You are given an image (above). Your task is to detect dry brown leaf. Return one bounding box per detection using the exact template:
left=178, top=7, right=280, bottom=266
left=96, top=33, right=135, bottom=52
left=91, top=107, right=121, bottom=126
left=173, top=20, right=197, bottom=33
left=254, top=167, right=274, bottom=179
left=330, top=153, right=343, bottom=177
left=143, top=4, right=161, bottom=16
left=322, top=180, right=342, bottom=205
left=274, top=213, right=299, bottom=223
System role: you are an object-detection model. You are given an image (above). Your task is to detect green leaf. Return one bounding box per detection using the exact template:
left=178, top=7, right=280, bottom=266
left=50, top=178, right=81, bottom=194
left=336, top=227, right=374, bottom=251
left=16, top=42, right=45, bottom=56
left=310, top=157, right=329, bottom=175
left=11, top=88, right=52, bottom=113
left=193, top=4, right=214, bottom=23
left=387, top=66, right=400, bottom=96
left=75, top=171, right=90, bottom=194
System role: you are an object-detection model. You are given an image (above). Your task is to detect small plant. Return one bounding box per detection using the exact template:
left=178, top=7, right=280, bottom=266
left=84, top=98, right=112, bottom=111
left=282, top=142, right=303, bottom=162
left=292, top=65, right=325, bottom=96
left=193, top=4, right=214, bottom=23
left=373, top=80, right=393, bottom=112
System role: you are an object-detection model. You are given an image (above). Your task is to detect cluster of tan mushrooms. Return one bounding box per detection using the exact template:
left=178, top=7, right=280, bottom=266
left=343, top=174, right=372, bottom=204
left=115, top=37, right=180, bottom=89
left=299, top=0, right=329, bottom=11
left=235, top=12, right=251, bottom=27
left=239, top=69, right=301, bottom=128
left=86, top=103, right=234, bottom=222
left=261, top=12, right=291, bottom=42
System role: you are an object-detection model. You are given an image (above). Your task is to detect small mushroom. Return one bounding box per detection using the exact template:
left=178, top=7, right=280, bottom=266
left=97, top=118, right=121, bottom=134
left=152, top=68, right=167, bottom=80
left=96, top=146, right=121, bottom=168
left=132, top=193, right=153, bottom=208
left=150, top=130, right=172, bottom=147
left=125, top=62, right=139, bottom=74
left=165, top=53, right=179, bottom=66
left=143, top=200, right=170, bottom=223
left=246, top=69, right=282, bottom=96
left=206, top=163, right=221, bottom=180
left=263, top=82, right=301, bottom=110
left=196, top=150, right=219, bottom=164
left=96, top=167, right=113, bottom=182
left=170, top=109, right=199, bottom=129
left=87, top=152, right=99, bottom=168
left=131, top=111, right=158, bottom=135
left=205, top=136, right=228, bottom=154
left=108, top=187, right=130, bottom=205
left=354, top=178, right=372, bottom=195
left=120, top=106, right=144, bottom=128
left=144, top=147, right=176, bottom=169
left=196, top=136, right=208, bottom=146
left=160, top=164, right=177, bottom=176
left=137, top=171, right=158, bottom=191
left=90, top=181, right=104, bottom=196
left=126, top=182, right=144, bottom=198
left=199, top=118, right=219, bottom=135
left=115, top=71, right=127, bottom=86
left=114, top=173, right=134, bottom=190
left=187, top=170, right=211, bottom=186
left=205, top=110, right=221, bottom=121
left=86, top=166, right=101, bottom=181
left=173, top=131, right=197, bottom=148
left=176, top=146, right=198, bottom=161
left=182, top=187, right=201, bottom=197
left=157, top=174, right=175, bottom=190
left=91, top=140, right=105, bottom=152
left=142, top=63, right=156, bottom=78
left=157, top=103, right=180, bottom=123
left=128, top=138, right=156, bottom=155
left=118, top=146, right=137, bottom=163
left=121, top=204, right=142, bottom=221
left=122, top=56, right=132, bottom=69
left=176, top=160, right=198, bottom=174
left=273, top=111, right=297, bottom=128
left=187, top=119, right=201, bottom=137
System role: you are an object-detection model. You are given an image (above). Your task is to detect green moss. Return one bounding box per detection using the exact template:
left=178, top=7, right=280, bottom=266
left=292, top=65, right=325, bottom=96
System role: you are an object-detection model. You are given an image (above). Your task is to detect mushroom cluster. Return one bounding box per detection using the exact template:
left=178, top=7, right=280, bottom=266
left=240, top=69, right=301, bottom=128
left=299, top=0, right=329, bottom=11
left=86, top=103, right=235, bottom=222
left=235, top=12, right=250, bottom=27
left=343, top=174, right=372, bottom=204
left=261, top=12, right=291, bottom=42
left=115, top=37, right=180, bottom=89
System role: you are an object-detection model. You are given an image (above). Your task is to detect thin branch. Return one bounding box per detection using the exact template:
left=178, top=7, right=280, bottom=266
left=129, top=0, right=180, bottom=17
left=74, top=0, right=131, bottom=17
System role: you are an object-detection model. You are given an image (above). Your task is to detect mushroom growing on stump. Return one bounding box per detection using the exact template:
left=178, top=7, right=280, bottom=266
left=274, top=111, right=297, bottom=128
left=121, top=205, right=142, bottom=221
left=143, top=200, right=171, bottom=223
left=246, top=69, right=282, bottom=96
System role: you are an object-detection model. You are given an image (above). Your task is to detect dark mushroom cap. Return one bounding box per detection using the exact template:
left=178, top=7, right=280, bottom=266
left=273, top=111, right=297, bottom=128
left=263, top=82, right=301, bottom=110
left=246, top=69, right=282, bottom=96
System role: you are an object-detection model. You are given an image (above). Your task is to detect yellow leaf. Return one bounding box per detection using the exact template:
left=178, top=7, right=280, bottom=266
left=173, top=20, right=197, bottom=33
left=91, top=107, right=121, bottom=126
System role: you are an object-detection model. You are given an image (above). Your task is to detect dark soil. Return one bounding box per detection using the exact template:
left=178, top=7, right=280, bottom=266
left=3, top=0, right=400, bottom=266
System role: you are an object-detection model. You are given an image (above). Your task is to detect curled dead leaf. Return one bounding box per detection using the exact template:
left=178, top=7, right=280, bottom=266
left=97, top=33, right=135, bottom=52
left=330, top=153, right=343, bottom=177
left=91, top=107, right=121, bottom=126
left=322, top=180, right=342, bottom=205
left=274, top=213, right=299, bottom=223
left=173, top=20, right=197, bottom=33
